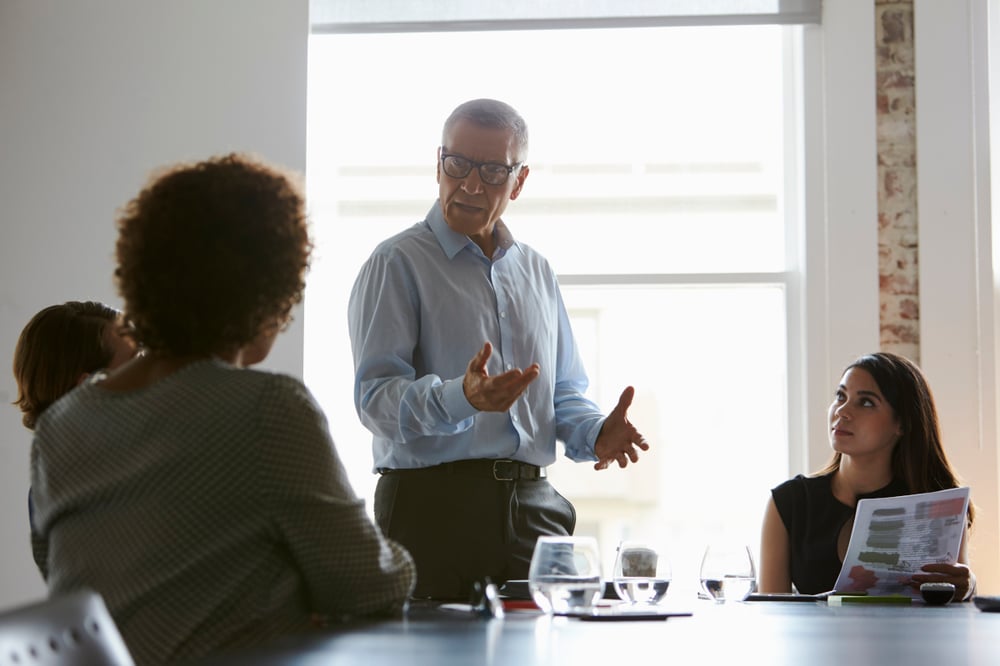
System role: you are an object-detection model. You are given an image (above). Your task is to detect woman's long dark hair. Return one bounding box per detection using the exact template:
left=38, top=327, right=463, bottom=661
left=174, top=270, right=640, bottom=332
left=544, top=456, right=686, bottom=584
left=817, top=352, right=974, bottom=525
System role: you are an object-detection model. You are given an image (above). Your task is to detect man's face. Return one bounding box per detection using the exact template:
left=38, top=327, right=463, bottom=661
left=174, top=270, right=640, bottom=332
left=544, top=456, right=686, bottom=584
left=437, top=118, right=528, bottom=248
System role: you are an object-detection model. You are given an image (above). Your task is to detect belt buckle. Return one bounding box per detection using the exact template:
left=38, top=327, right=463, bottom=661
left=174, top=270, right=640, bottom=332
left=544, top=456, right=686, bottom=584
left=492, top=459, right=516, bottom=481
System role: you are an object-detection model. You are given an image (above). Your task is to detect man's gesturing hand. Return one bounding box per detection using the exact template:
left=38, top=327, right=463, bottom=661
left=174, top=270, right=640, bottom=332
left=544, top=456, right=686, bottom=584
left=593, top=386, right=650, bottom=470
left=463, top=341, right=540, bottom=412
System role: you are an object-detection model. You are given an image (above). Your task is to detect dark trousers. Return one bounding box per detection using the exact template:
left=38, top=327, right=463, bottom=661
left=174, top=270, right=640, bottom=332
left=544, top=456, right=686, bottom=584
left=374, top=463, right=576, bottom=601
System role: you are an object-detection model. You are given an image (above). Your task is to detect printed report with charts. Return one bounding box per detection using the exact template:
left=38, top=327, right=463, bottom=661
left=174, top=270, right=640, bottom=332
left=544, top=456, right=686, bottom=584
left=832, top=486, right=971, bottom=598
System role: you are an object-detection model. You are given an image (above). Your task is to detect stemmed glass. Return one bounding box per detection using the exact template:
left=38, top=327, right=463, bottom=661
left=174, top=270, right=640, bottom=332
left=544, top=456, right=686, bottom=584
left=612, top=540, right=672, bottom=605
left=528, top=536, right=603, bottom=615
left=699, top=542, right=757, bottom=603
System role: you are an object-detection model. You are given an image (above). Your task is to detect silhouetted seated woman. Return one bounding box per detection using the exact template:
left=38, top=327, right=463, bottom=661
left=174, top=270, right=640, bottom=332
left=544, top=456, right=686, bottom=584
left=29, top=154, right=415, bottom=665
left=13, top=300, right=137, bottom=568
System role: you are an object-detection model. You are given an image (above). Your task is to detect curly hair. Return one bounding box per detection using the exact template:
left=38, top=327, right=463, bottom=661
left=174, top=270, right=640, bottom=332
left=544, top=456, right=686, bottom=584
left=818, top=351, right=974, bottom=525
left=115, top=153, right=311, bottom=356
left=13, top=301, right=121, bottom=430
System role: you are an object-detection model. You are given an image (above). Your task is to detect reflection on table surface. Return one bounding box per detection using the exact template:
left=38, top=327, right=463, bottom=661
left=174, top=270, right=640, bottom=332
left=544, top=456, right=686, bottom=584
left=195, top=597, right=1000, bottom=666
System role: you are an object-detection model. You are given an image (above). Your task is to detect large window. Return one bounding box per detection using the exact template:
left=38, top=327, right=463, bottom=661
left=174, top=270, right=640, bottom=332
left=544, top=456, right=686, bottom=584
left=305, top=24, right=801, bottom=598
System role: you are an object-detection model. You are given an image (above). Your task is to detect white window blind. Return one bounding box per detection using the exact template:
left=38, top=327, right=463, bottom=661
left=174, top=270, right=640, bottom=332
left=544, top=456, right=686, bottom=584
left=310, top=0, right=822, bottom=32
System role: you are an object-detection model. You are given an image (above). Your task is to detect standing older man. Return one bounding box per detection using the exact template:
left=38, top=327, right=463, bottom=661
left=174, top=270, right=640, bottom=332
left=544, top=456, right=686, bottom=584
left=349, top=98, right=649, bottom=600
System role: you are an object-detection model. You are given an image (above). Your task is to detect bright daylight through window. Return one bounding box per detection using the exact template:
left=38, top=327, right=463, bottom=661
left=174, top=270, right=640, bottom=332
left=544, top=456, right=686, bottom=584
left=305, top=25, right=799, bottom=598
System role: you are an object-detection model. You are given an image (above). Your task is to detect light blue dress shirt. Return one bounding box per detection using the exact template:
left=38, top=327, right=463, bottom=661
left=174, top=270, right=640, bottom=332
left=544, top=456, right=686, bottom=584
left=348, top=200, right=605, bottom=472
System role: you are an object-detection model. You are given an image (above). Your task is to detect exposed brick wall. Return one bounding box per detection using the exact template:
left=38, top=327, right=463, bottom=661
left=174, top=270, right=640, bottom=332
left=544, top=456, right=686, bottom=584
left=875, top=0, right=920, bottom=363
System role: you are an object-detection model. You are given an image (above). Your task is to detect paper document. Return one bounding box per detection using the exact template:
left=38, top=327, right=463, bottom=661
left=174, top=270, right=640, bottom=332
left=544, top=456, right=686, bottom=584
left=833, top=486, right=970, bottom=598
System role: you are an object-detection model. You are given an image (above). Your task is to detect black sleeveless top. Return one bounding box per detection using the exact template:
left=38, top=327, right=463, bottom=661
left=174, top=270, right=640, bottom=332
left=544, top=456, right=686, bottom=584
left=771, top=472, right=909, bottom=594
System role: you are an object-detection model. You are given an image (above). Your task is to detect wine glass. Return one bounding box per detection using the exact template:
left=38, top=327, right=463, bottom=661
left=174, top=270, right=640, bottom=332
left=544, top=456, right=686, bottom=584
left=612, top=540, right=672, bottom=605
left=699, top=542, right=757, bottom=603
left=528, top=536, right=603, bottom=614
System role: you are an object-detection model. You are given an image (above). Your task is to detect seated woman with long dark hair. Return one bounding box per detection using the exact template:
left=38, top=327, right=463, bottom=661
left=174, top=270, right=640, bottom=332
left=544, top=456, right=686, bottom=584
left=759, top=352, right=975, bottom=599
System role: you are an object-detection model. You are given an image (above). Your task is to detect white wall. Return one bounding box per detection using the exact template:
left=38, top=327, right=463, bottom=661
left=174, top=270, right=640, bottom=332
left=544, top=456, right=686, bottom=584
left=0, top=0, right=308, bottom=607
left=801, top=0, right=881, bottom=474
left=915, top=0, right=1000, bottom=593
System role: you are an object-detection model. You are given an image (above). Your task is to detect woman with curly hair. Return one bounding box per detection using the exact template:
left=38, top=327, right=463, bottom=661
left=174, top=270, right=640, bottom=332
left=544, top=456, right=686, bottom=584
left=29, top=154, right=415, bottom=665
left=759, top=351, right=976, bottom=600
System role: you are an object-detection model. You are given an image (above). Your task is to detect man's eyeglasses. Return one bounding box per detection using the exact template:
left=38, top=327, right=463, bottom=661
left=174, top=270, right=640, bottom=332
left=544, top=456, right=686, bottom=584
left=440, top=152, right=521, bottom=186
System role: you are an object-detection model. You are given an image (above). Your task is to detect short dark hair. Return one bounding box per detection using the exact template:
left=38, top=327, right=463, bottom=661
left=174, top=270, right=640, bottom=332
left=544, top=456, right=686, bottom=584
left=442, top=98, right=529, bottom=160
left=12, top=301, right=120, bottom=430
left=114, top=153, right=311, bottom=356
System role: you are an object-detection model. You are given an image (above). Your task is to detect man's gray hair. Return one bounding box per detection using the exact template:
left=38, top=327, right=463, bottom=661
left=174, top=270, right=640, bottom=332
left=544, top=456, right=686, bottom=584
left=442, top=98, right=529, bottom=159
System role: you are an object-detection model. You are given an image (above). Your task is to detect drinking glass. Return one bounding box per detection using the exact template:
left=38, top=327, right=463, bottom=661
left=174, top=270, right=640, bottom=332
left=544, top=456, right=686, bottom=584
left=612, top=540, right=672, bottom=605
left=528, top=536, right=603, bottom=614
left=699, top=542, right=757, bottom=603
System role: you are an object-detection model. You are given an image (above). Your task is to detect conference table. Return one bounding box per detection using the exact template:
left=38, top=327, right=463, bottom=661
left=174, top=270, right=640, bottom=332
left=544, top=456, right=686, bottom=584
left=197, top=593, right=1000, bottom=665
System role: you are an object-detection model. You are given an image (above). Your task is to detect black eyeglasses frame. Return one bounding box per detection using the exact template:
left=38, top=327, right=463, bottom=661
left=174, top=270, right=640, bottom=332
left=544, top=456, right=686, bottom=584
left=439, top=151, right=522, bottom=186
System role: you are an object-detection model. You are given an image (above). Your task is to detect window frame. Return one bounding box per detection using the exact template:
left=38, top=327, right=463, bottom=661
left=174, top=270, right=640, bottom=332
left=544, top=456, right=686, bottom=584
left=304, top=0, right=880, bottom=506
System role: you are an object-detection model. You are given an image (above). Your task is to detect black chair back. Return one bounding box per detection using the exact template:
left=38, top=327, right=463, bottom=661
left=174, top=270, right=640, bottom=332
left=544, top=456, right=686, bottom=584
left=0, top=589, right=133, bottom=665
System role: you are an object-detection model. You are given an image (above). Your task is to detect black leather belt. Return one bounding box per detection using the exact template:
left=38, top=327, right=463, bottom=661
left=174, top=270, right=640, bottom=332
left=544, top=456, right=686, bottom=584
left=379, top=458, right=546, bottom=481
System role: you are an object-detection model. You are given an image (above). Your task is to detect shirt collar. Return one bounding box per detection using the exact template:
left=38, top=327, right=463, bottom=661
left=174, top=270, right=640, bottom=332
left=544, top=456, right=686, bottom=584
left=427, top=200, right=518, bottom=260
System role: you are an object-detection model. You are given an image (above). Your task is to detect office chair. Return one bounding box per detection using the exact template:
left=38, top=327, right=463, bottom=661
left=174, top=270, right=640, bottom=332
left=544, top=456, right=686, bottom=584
left=0, top=589, right=134, bottom=665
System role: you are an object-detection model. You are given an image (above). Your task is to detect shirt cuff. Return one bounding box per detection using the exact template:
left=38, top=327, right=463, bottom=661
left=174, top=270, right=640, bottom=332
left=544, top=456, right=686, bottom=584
left=563, top=416, right=606, bottom=462
left=441, top=377, right=478, bottom=423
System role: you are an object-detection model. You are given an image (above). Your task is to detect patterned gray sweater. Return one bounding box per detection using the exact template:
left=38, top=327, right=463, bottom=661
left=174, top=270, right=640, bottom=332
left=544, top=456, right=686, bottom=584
left=30, top=360, right=415, bottom=665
